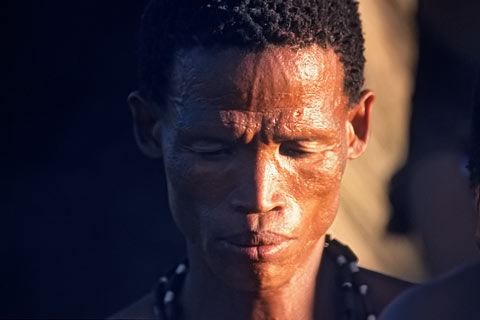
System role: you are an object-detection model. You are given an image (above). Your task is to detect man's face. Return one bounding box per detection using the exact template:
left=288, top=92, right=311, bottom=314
left=132, top=45, right=372, bottom=290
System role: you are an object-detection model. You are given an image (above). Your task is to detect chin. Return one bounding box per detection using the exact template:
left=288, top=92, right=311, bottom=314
left=202, top=237, right=301, bottom=291
left=212, top=260, right=294, bottom=292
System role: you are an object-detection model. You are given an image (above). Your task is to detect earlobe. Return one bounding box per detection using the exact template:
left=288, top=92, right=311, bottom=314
left=346, top=90, right=374, bottom=160
left=128, top=91, right=163, bottom=158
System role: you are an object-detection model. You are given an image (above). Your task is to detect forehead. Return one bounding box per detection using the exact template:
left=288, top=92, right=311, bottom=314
left=165, top=45, right=349, bottom=138
left=168, top=45, right=347, bottom=111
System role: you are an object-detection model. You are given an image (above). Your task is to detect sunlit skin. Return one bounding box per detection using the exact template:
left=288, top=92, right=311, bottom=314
left=129, top=44, right=374, bottom=320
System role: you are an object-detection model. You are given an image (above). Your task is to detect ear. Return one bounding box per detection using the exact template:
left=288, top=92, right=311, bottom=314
left=128, top=91, right=163, bottom=158
left=346, top=90, right=375, bottom=160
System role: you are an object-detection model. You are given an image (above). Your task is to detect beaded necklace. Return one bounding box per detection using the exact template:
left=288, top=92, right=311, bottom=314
left=154, top=235, right=377, bottom=320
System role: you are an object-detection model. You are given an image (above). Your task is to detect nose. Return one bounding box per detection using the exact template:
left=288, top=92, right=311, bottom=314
left=230, top=153, right=286, bottom=214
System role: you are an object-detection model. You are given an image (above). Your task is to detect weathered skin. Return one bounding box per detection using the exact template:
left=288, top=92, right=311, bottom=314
left=129, top=44, right=374, bottom=320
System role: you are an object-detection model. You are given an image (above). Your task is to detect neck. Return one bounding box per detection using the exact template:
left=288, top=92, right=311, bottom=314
left=181, top=237, right=327, bottom=320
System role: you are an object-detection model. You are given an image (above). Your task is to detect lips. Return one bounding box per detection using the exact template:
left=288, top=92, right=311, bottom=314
left=222, top=231, right=293, bottom=246
left=218, top=231, right=295, bottom=261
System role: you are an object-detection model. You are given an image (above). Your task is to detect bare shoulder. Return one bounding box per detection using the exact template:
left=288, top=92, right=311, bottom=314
left=109, top=292, right=160, bottom=320
left=379, top=260, right=480, bottom=320
left=357, top=267, right=414, bottom=315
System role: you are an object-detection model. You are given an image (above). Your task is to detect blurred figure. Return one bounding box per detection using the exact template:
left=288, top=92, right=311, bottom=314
left=380, top=73, right=480, bottom=320
left=387, top=0, right=480, bottom=276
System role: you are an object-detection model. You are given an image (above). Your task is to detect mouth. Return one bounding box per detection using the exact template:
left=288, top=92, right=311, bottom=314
left=218, top=231, right=295, bottom=261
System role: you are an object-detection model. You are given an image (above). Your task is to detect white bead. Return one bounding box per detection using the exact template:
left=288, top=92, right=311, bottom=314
left=175, top=263, right=187, bottom=274
left=159, top=276, right=168, bottom=283
left=359, top=284, right=368, bottom=295
left=164, top=290, right=175, bottom=304
left=349, top=262, right=360, bottom=273
left=336, top=255, right=347, bottom=266
left=367, top=314, right=376, bottom=320
left=342, top=281, right=353, bottom=288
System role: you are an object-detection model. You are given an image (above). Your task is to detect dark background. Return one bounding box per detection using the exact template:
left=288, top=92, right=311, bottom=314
left=3, top=1, right=185, bottom=318
left=4, top=1, right=480, bottom=318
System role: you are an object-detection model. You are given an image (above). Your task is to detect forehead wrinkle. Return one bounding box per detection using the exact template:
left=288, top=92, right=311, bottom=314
left=218, top=110, right=262, bottom=140
left=218, top=108, right=338, bottom=142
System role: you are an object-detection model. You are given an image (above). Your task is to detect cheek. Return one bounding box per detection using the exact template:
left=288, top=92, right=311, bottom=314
left=163, top=150, right=235, bottom=243
left=166, top=157, right=230, bottom=205
left=295, top=149, right=345, bottom=196
left=162, top=152, right=200, bottom=241
left=289, top=149, right=346, bottom=235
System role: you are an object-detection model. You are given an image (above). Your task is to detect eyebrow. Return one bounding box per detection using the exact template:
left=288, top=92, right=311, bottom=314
left=271, top=126, right=337, bottom=141
left=175, top=126, right=239, bottom=142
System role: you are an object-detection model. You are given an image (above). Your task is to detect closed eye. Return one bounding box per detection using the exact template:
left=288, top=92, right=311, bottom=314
left=279, top=141, right=321, bottom=158
left=186, top=140, right=234, bottom=158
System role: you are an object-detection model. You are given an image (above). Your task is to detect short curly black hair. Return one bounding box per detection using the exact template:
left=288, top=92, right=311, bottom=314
left=137, top=0, right=365, bottom=107
left=468, top=73, right=480, bottom=188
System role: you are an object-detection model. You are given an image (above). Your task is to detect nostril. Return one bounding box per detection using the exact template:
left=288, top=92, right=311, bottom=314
left=271, top=205, right=283, bottom=212
left=230, top=195, right=286, bottom=215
